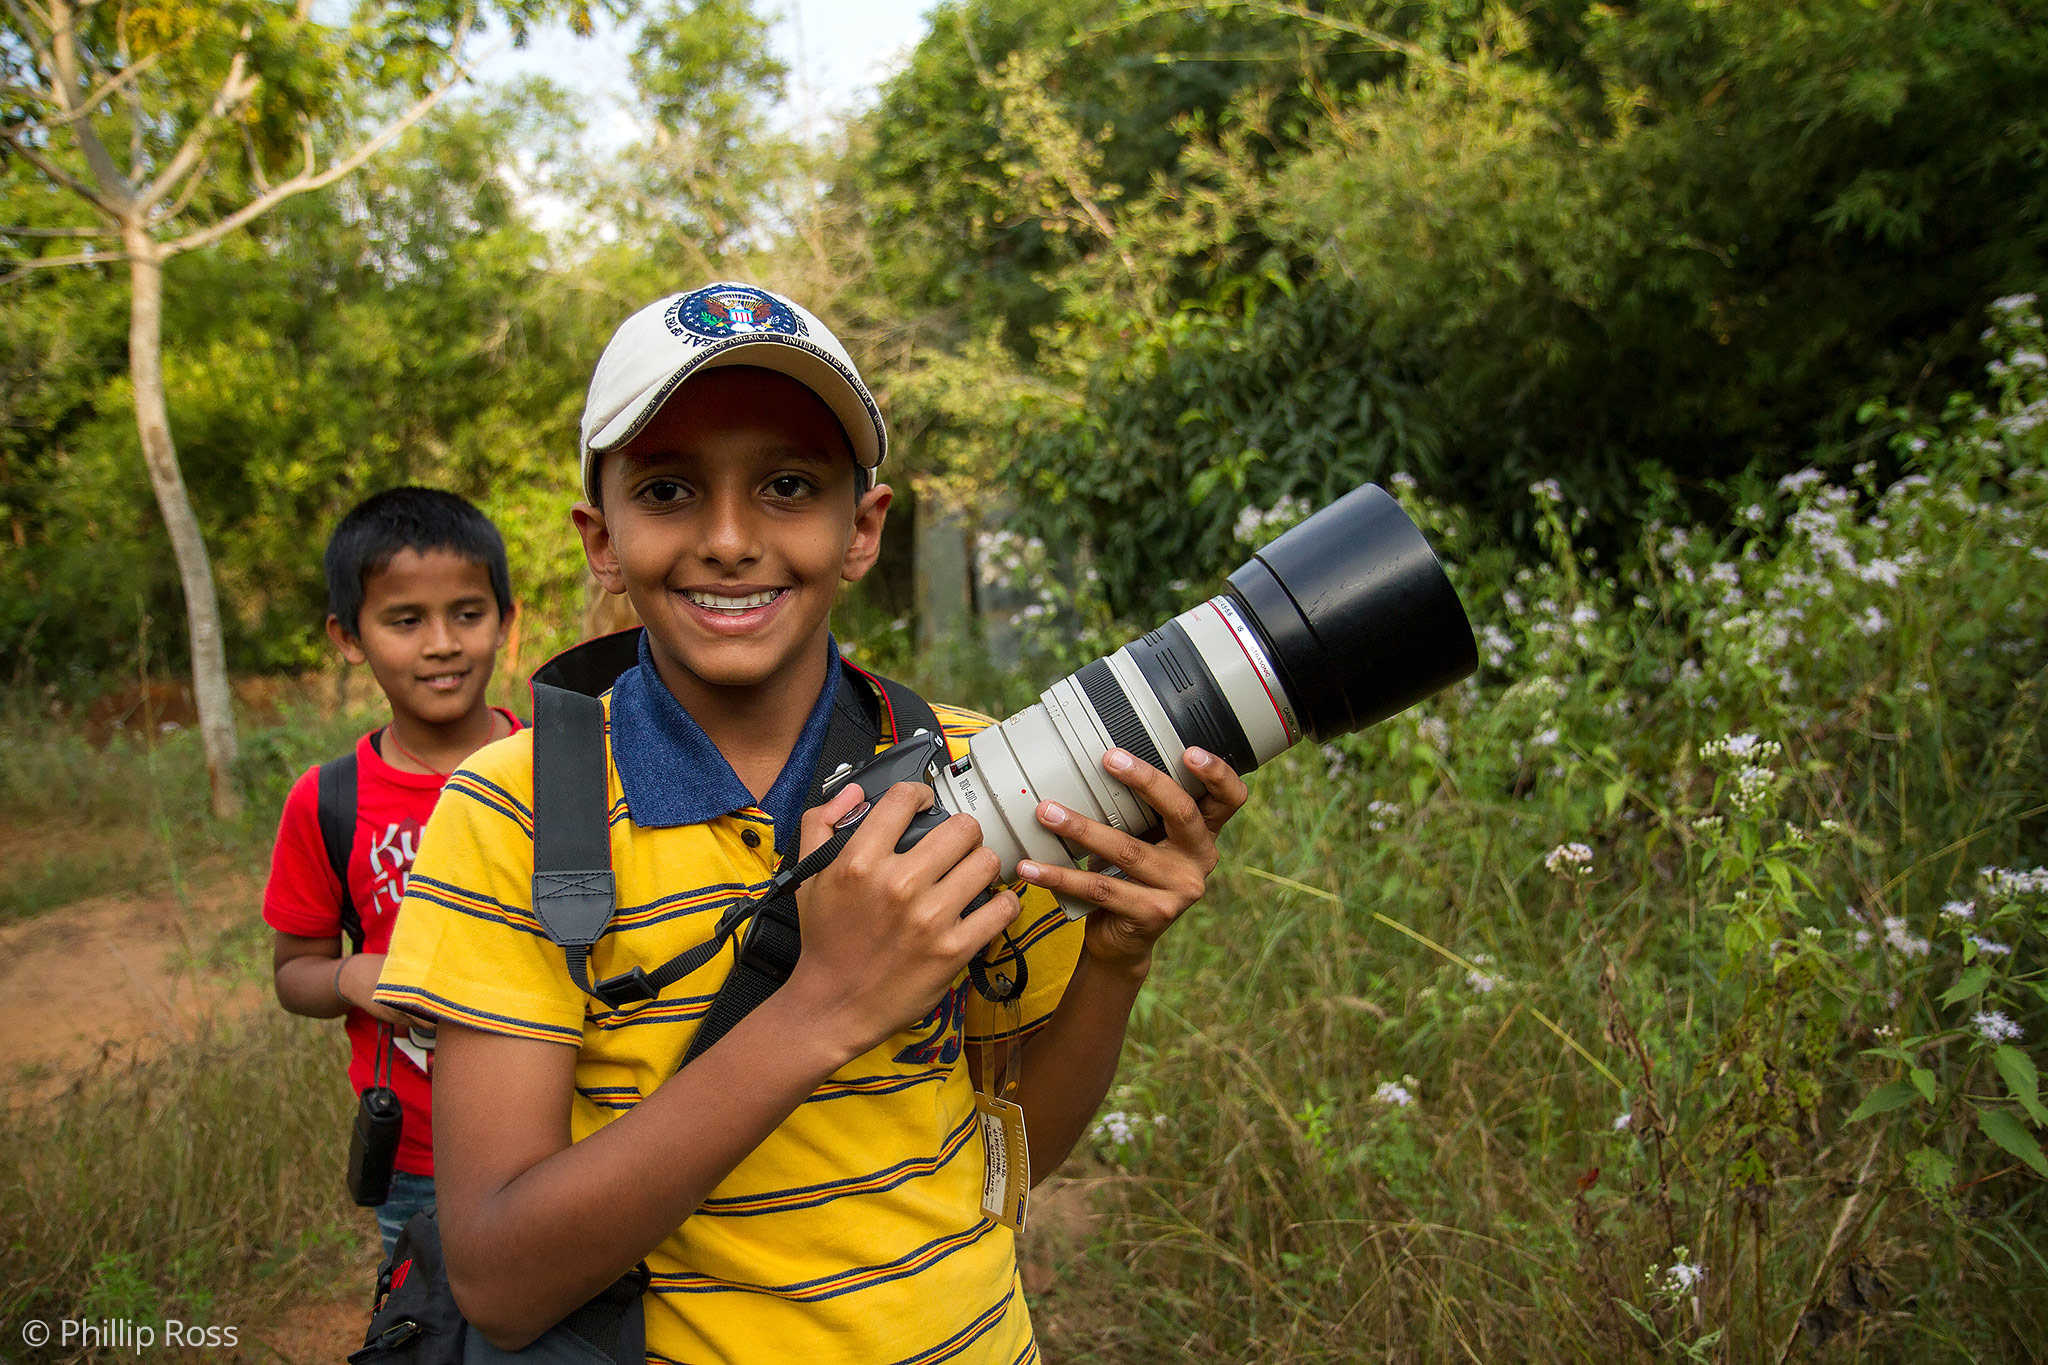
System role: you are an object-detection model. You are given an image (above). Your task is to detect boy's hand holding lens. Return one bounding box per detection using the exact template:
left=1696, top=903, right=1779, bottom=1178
left=1016, top=746, right=1248, bottom=979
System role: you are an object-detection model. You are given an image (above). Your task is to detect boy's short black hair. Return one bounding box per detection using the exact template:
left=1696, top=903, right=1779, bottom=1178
left=324, top=487, right=513, bottom=636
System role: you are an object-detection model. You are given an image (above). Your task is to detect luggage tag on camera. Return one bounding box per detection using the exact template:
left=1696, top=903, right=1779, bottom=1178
left=975, top=999, right=1029, bottom=1232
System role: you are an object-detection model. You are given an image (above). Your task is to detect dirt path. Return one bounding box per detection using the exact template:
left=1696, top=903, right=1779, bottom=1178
left=0, top=861, right=265, bottom=1099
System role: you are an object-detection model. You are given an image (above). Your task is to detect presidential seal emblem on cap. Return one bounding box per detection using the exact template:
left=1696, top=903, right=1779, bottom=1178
left=664, top=284, right=809, bottom=342
left=578, top=282, right=889, bottom=504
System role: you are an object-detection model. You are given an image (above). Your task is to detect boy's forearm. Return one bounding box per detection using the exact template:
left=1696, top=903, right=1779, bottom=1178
left=1009, top=951, right=1149, bottom=1182
left=272, top=952, right=349, bottom=1018
left=441, top=989, right=864, bottom=1349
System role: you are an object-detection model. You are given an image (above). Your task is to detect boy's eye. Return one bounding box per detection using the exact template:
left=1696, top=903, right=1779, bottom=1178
left=640, top=478, right=689, bottom=504
left=766, top=474, right=817, bottom=500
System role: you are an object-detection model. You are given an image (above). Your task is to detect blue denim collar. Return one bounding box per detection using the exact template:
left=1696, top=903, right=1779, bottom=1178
left=609, top=630, right=842, bottom=852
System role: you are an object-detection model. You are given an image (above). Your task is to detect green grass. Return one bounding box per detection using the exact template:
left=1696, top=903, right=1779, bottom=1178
left=0, top=692, right=377, bottom=924
left=0, top=1010, right=373, bottom=1341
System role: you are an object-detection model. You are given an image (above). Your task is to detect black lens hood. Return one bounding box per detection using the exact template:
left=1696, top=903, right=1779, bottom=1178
left=1225, top=483, right=1477, bottom=740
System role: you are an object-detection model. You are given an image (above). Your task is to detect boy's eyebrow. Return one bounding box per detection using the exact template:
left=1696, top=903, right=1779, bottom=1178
left=373, top=592, right=493, bottom=615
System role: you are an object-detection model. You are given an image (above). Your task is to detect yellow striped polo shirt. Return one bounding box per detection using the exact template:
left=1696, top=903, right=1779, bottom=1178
left=377, top=647, right=1081, bottom=1365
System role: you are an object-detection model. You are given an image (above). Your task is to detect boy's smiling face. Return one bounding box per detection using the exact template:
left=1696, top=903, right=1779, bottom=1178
left=574, top=366, right=890, bottom=715
left=329, top=548, right=509, bottom=732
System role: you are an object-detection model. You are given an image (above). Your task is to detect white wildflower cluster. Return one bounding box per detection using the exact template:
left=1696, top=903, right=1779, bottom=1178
left=1320, top=743, right=1350, bottom=780
left=1939, top=900, right=1975, bottom=922
left=1416, top=715, right=1450, bottom=755
left=1612, top=1111, right=1633, bottom=1131
left=1883, top=916, right=1931, bottom=957
left=1647, top=1249, right=1706, bottom=1297
left=1971, top=937, right=2013, bottom=957
left=1981, top=865, right=2048, bottom=899
left=1990, top=292, right=2040, bottom=317
left=973, top=528, right=1044, bottom=588
left=1973, top=1011, right=2024, bottom=1045
left=1777, top=467, right=1825, bottom=495
left=1479, top=623, right=1516, bottom=669
left=1366, top=799, right=1403, bottom=832
left=1544, top=842, right=1594, bottom=876
left=1520, top=595, right=1603, bottom=667
left=1700, top=733, right=1782, bottom=767
left=1728, top=764, right=1778, bottom=814
left=1851, top=913, right=1930, bottom=958
left=1373, top=1081, right=1415, bottom=1108
left=1857, top=606, right=1888, bottom=637
left=1529, top=478, right=1565, bottom=504
left=1463, top=952, right=1501, bottom=994
left=1233, top=494, right=1312, bottom=545
left=1091, top=1110, right=1167, bottom=1147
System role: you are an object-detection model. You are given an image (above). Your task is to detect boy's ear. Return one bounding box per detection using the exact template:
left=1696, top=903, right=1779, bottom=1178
left=495, top=598, right=518, bottom=649
left=325, top=615, right=368, bottom=665
left=841, top=482, right=893, bottom=584
left=571, top=500, right=627, bottom=596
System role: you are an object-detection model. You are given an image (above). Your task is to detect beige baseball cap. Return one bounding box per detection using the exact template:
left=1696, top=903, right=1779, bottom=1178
left=578, top=282, right=888, bottom=503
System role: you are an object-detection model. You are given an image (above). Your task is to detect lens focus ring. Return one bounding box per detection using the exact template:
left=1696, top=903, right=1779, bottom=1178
left=1076, top=659, right=1167, bottom=776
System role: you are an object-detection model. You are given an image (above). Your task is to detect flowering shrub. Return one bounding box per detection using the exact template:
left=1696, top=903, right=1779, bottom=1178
left=1041, top=295, right=2047, bottom=1359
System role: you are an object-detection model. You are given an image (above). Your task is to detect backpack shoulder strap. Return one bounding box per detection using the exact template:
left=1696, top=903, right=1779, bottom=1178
left=316, top=750, right=364, bottom=953
left=529, top=682, right=618, bottom=1003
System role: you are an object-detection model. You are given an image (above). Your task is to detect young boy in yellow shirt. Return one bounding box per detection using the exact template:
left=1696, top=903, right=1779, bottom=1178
left=376, top=283, right=1248, bottom=1362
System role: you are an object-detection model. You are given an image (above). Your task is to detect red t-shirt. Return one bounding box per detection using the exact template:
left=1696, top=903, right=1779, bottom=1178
left=262, top=711, right=521, bottom=1176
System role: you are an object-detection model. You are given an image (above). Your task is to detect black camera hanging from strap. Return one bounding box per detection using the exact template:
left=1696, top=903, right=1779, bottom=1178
left=524, top=634, right=1025, bottom=1072
left=347, top=1025, right=403, bottom=1207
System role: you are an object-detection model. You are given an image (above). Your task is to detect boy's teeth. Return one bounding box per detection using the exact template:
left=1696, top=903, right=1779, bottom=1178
left=686, top=588, right=783, bottom=611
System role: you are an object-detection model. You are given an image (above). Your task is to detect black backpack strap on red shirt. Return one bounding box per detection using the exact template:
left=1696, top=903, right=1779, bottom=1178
left=316, top=749, right=366, bottom=953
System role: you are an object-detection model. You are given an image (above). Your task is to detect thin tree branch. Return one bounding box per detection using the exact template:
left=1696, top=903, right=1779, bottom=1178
left=1, top=126, right=124, bottom=219
left=45, top=0, right=135, bottom=204
left=134, top=48, right=256, bottom=214
left=145, top=156, right=205, bottom=227
left=240, top=123, right=273, bottom=195
left=2, top=0, right=56, bottom=63
left=0, top=246, right=129, bottom=284
left=163, top=14, right=479, bottom=258
left=17, top=47, right=163, bottom=129
left=0, top=222, right=112, bottom=238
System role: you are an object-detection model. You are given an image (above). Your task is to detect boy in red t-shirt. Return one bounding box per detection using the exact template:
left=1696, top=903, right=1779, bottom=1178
left=262, top=486, right=521, bottom=1254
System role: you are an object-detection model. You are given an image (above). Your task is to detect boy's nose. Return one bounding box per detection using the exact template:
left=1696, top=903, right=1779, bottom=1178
left=699, top=493, right=762, bottom=567
left=422, top=619, right=462, bottom=655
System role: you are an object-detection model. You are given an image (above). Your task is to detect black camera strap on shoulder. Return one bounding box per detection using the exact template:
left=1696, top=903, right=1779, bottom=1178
left=526, top=634, right=975, bottom=1059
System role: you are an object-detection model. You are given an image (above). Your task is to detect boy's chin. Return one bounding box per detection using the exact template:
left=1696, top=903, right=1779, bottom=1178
left=402, top=684, right=493, bottom=728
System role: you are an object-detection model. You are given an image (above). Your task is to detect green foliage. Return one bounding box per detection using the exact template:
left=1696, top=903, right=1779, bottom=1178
left=2, top=90, right=608, bottom=681
left=1002, top=280, right=1444, bottom=622
left=1024, top=299, right=2048, bottom=1360
left=851, top=0, right=2048, bottom=584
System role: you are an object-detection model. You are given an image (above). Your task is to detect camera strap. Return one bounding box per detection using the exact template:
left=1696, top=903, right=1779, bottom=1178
left=680, top=663, right=938, bottom=1063
left=526, top=639, right=958, bottom=1012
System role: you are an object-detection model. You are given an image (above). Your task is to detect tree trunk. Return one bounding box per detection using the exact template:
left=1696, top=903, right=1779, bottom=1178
left=125, top=238, right=241, bottom=819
